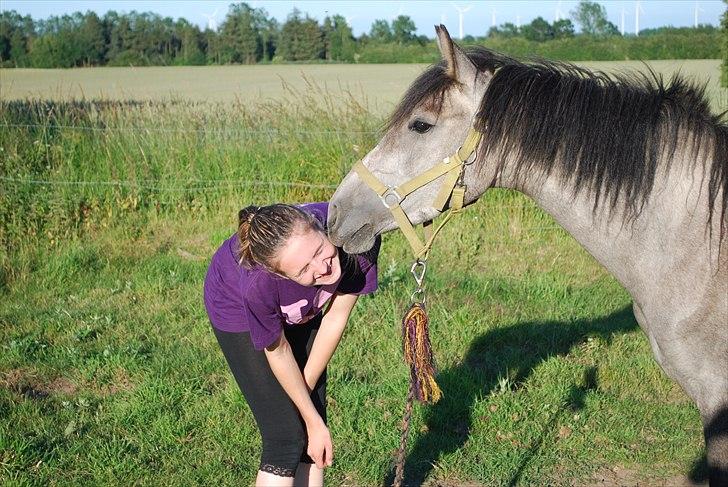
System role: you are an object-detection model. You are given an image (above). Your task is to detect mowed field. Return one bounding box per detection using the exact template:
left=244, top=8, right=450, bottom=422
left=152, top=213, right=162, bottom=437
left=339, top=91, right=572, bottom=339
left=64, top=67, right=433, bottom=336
left=1, top=59, right=725, bottom=112
left=1, top=60, right=726, bottom=486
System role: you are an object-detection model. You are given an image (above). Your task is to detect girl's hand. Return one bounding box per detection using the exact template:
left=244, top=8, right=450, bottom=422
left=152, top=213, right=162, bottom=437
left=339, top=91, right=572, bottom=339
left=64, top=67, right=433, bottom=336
left=306, top=419, right=333, bottom=469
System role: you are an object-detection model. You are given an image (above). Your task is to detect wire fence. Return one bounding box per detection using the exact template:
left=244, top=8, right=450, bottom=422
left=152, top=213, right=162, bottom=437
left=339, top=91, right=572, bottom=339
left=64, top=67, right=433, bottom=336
left=0, top=176, right=568, bottom=235
left=0, top=123, right=380, bottom=136
left=0, top=176, right=339, bottom=191
left=1, top=121, right=570, bottom=236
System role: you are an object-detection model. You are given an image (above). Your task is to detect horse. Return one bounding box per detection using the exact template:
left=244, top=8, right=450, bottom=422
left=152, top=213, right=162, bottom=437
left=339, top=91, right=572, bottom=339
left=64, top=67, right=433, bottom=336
left=327, top=25, right=727, bottom=485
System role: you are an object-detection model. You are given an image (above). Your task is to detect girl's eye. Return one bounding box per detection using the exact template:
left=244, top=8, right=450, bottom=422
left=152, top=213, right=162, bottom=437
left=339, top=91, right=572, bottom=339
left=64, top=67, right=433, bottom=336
left=409, top=120, right=434, bottom=134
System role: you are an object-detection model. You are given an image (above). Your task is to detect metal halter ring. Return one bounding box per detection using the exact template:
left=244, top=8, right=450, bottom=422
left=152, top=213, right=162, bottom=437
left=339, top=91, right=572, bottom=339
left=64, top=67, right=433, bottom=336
left=380, top=187, right=403, bottom=209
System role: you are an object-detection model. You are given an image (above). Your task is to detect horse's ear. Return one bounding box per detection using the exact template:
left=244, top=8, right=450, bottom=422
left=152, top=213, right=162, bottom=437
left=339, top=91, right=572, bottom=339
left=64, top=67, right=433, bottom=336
left=435, top=24, right=477, bottom=83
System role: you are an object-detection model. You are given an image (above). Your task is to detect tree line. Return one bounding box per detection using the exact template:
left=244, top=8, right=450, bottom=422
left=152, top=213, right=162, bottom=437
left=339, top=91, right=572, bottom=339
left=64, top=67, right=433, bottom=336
left=0, top=0, right=723, bottom=68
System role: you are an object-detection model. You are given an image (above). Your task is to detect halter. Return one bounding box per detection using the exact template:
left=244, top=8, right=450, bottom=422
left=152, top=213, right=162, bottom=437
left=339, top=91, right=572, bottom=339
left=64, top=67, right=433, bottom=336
left=353, top=127, right=482, bottom=260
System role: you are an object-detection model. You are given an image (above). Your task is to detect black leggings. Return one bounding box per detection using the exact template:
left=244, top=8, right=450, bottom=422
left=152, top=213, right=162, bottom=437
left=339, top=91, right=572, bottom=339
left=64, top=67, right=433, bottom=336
left=212, top=317, right=327, bottom=478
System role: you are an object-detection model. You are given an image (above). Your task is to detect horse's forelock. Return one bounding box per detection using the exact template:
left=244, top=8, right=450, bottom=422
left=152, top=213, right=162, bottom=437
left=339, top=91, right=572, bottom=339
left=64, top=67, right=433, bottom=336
left=385, top=61, right=456, bottom=132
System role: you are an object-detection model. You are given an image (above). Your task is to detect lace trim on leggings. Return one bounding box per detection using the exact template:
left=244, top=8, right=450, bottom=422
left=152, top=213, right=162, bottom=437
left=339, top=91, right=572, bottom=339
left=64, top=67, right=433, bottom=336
left=260, top=464, right=296, bottom=477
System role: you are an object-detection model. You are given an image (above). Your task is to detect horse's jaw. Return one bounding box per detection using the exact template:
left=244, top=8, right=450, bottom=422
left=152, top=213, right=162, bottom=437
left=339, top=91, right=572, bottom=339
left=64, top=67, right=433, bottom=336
left=328, top=187, right=387, bottom=254
left=334, top=222, right=377, bottom=254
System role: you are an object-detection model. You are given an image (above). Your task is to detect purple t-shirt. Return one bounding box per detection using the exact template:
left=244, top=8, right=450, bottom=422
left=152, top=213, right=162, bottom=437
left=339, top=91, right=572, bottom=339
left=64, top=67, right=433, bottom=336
left=203, top=202, right=380, bottom=350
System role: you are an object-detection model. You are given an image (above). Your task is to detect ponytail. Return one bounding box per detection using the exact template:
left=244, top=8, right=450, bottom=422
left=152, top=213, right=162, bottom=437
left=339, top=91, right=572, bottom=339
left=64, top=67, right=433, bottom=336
left=236, top=204, right=323, bottom=271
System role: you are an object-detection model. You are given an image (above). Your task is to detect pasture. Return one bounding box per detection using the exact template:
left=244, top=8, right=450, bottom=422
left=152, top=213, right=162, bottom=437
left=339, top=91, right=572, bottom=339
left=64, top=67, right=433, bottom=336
left=1, top=60, right=725, bottom=486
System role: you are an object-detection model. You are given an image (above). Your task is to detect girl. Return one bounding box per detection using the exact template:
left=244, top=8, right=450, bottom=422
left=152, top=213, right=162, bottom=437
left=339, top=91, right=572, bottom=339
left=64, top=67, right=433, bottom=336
left=203, top=202, right=380, bottom=486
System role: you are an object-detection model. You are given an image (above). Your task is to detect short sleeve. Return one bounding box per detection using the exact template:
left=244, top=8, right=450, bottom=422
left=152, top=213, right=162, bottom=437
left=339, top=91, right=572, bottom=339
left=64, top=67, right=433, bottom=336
left=243, top=276, right=284, bottom=350
left=337, top=235, right=381, bottom=295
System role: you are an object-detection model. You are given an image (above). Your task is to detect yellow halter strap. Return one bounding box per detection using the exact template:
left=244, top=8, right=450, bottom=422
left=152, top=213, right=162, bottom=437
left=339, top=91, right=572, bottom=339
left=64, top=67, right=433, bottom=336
left=352, top=128, right=482, bottom=260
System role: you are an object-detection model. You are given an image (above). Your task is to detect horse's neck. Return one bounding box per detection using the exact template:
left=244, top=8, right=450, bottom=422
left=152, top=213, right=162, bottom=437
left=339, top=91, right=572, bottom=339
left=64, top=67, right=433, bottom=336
left=518, top=176, right=644, bottom=292
left=498, top=158, right=718, bottom=307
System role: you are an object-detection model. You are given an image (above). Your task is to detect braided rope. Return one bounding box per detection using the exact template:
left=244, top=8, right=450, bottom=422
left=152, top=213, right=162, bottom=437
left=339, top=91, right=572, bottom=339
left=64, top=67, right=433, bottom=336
left=393, top=383, right=416, bottom=487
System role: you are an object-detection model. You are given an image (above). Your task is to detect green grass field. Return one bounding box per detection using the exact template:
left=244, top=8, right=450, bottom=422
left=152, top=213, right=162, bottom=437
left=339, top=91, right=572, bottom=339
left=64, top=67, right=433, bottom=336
left=1, top=61, right=725, bottom=486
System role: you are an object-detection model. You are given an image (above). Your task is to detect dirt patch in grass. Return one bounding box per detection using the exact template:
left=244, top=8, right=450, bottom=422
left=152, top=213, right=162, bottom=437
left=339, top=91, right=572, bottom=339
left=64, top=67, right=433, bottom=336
left=1, top=367, right=77, bottom=399
left=99, top=367, right=134, bottom=396
left=585, top=465, right=706, bottom=487
left=47, top=377, right=77, bottom=395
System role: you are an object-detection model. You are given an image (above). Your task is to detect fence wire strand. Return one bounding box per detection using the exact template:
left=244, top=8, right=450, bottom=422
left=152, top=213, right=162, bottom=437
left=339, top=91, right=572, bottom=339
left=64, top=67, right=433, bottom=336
left=0, top=122, right=379, bottom=135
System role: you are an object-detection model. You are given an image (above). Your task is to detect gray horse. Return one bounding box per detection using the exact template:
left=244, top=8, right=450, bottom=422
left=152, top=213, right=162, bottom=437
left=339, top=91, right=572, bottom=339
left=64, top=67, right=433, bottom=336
left=328, top=26, right=727, bottom=485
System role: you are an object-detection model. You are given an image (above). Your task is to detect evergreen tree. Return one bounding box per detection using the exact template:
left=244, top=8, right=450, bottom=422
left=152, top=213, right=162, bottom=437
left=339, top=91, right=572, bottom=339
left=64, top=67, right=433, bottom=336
left=220, top=3, right=260, bottom=64
left=279, top=8, right=323, bottom=61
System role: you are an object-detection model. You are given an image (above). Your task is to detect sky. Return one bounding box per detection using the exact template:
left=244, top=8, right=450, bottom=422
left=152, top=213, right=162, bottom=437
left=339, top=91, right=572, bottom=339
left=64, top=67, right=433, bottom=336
left=2, top=1, right=724, bottom=38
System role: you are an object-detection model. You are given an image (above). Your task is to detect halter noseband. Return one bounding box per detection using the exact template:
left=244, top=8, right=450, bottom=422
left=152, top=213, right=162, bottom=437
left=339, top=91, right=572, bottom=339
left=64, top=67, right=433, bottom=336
left=352, top=127, right=482, bottom=260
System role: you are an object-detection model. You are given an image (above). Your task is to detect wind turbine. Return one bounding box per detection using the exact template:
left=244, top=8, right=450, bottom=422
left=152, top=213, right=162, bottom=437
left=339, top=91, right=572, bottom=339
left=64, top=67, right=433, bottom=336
left=554, top=0, right=565, bottom=22
left=516, top=15, right=521, bottom=29
left=201, top=8, right=219, bottom=31
left=440, top=11, right=448, bottom=26
left=635, top=1, right=644, bottom=36
left=694, top=1, right=704, bottom=28
left=451, top=3, right=472, bottom=40
left=491, top=8, right=497, bottom=28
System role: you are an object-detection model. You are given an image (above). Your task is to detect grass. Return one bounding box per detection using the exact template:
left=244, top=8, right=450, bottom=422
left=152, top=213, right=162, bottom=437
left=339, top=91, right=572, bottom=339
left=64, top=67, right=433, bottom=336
left=1, top=61, right=721, bottom=486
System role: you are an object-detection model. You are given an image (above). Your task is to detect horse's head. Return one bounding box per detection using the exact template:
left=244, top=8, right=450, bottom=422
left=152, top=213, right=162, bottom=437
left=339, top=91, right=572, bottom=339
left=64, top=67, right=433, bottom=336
left=328, top=25, right=495, bottom=253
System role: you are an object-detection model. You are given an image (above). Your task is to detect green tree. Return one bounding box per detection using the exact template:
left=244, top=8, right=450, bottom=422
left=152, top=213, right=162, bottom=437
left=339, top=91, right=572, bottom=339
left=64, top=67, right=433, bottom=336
left=79, top=11, right=105, bottom=65
left=219, top=3, right=262, bottom=64
left=369, top=19, right=392, bottom=43
left=722, top=0, right=728, bottom=87
left=176, top=19, right=206, bottom=65
left=553, top=18, right=575, bottom=39
left=278, top=8, right=323, bottom=61
left=323, top=15, right=355, bottom=61
left=571, top=0, right=619, bottom=37
left=0, top=10, right=35, bottom=67
left=522, top=16, right=554, bottom=42
left=488, top=22, right=520, bottom=38
left=259, top=14, right=278, bottom=61
left=392, top=15, right=416, bottom=44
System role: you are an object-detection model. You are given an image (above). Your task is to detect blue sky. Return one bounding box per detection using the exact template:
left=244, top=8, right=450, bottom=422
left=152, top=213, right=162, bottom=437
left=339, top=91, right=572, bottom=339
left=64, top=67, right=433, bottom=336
left=2, top=1, right=724, bottom=38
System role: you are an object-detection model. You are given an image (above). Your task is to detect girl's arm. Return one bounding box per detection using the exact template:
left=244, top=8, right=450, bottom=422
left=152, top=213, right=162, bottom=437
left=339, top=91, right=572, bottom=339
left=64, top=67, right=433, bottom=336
left=303, top=293, right=359, bottom=391
left=264, top=335, right=333, bottom=468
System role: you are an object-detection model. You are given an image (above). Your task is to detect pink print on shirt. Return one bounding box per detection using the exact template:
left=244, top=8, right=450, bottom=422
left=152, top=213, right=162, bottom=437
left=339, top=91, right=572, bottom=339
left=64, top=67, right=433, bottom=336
left=280, top=285, right=337, bottom=325
left=280, top=299, right=309, bottom=324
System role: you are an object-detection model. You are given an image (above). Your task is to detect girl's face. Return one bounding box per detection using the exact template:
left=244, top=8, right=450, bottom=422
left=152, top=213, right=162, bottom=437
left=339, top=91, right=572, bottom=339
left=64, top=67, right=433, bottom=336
left=275, top=227, right=341, bottom=287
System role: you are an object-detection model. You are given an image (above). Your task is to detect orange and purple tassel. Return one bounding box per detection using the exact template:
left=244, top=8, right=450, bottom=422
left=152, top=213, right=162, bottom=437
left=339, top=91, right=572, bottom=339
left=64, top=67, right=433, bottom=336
left=401, top=302, right=442, bottom=404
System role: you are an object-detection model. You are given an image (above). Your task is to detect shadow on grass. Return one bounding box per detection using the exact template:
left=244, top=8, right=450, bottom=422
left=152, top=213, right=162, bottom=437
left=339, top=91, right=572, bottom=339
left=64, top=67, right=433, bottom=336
left=383, top=305, right=640, bottom=486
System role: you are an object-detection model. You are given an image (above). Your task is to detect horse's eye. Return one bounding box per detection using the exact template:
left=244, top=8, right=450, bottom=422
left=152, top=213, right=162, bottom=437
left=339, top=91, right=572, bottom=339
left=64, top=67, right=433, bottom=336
left=409, top=120, right=434, bottom=134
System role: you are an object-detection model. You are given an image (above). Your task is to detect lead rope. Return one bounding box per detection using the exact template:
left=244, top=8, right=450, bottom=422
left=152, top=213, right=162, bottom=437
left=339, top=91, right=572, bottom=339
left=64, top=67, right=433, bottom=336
left=392, top=260, right=442, bottom=487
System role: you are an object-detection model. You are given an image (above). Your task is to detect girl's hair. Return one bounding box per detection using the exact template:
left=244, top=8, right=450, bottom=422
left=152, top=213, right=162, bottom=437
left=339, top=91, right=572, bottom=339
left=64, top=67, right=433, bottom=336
left=237, top=204, right=324, bottom=272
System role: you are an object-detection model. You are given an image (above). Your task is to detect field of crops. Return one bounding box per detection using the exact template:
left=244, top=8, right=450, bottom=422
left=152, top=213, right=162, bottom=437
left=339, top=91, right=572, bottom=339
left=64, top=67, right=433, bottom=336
left=1, top=61, right=725, bottom=486
left=1, top=59, right=724, bottom=112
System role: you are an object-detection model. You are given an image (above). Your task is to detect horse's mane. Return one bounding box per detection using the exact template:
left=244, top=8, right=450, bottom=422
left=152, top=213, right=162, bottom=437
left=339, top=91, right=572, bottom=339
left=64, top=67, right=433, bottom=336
left=387, top=47, right=728, bottom=238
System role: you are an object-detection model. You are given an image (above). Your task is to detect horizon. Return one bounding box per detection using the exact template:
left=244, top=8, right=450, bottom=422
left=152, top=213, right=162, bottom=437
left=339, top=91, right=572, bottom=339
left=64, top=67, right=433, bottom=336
left=2, top=1, right=724, bottom=38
